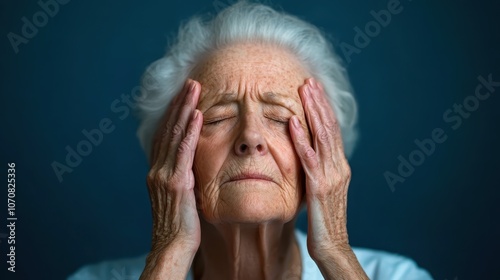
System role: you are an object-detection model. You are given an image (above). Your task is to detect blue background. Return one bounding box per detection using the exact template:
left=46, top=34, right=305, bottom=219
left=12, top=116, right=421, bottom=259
left=1, top=0, right=499, bottom=279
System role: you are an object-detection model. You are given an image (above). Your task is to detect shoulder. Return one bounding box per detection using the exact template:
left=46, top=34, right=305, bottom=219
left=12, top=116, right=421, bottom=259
left=67, top=254, right=147, bottom=280
left=294, top=229, right=433, bottom=280
left=352, top=247, right=433, bottom=280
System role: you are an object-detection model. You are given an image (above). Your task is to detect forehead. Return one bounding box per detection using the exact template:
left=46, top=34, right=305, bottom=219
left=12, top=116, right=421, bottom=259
left=191, top=43, right=309, bottom=102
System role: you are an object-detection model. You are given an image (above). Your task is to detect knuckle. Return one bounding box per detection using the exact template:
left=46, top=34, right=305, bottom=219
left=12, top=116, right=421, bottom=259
left=304, top=146, right=316, bottom=159
left=164, top=121, right=174, bottom=135
left=156, top=168, right=170, bottom=184
left=316, top=128, right=329, bottom=143
left=171, top=123, right=184, bottom=138
left=344, top=164, right=352, bottom=180
left=146, top=171, right=156, bottom=187
left=324, top=120, right=335, bottom=130
left=147, top=168, right=170, bottom=188
left=177, top=139, right=192, bottom=155
left=303, top=147, right=319, bottom=168
left=185, top=122, right=198, bottom=140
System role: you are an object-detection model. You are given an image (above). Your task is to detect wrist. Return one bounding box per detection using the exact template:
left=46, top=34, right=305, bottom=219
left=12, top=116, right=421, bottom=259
left=310, top=242, right=352, bottom=264
left=141, top=241, right=198, bottom=280
left=152, top=235, right=200, bottom=254
left=312, top=245, right=369, bottom=280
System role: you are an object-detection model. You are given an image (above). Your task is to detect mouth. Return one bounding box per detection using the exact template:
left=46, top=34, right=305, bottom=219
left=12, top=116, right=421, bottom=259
left=227, top=173, right=274, bottom=183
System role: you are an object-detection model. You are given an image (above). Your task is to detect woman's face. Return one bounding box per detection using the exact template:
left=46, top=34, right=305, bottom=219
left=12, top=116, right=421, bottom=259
left=191, top=43, right=311, bottom=224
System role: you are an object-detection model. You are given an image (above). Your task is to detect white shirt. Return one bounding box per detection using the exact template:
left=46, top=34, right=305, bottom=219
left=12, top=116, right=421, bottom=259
left=68, top=229, right=433, bottom=279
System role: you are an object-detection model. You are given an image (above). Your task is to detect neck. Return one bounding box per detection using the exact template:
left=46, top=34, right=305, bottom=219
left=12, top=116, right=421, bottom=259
left=192, top=218, right=302, bottom=280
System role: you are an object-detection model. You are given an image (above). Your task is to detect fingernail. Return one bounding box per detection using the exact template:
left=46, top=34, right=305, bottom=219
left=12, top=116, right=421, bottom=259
left=291, top=116, right=300, bottom=129
left=193, top=110, right=200, bottom=120
left=308, top=78, right=317, bottom=89
left=188, top=81, right=196, bottom=93
left=304, top=85, right=311, bottom=97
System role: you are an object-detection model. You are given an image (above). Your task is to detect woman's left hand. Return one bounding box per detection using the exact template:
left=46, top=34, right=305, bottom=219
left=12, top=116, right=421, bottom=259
left=289, top=78, right=368, bottom=279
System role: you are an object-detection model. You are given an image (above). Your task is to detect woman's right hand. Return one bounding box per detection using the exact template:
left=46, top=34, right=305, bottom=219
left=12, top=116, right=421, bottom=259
left=141, top=79, right=203, bottom=279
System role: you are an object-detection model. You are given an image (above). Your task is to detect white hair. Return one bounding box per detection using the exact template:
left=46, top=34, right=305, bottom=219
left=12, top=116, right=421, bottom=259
left=135, top=0, right=358, bottom=160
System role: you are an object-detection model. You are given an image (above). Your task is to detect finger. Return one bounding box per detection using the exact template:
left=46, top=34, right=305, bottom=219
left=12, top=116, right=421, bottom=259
left=307, top=78, right=345, bottom=154
left=308, top=79, right=350, bottom=178
left=307, top=78, right=336, bottom=124
left=165, top=80, right=201, bottom=168
left=289, top=115, right=319, bottom=178
left=299, top=82, right=333, bottom=161
left=155, top=80, right=197, bottom=167
left=174, top=109, right=203, bottom=178
left=151, top=80, right=192, bottom=166
left=306, top=78, right=335, bottom=130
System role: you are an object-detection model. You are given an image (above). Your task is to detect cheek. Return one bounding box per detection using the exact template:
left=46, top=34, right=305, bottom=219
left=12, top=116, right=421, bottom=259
left=193, top=134, right=230, bottom=185
left=270, top=136, right=305, bottom=207
left=267, top=125, right=305, bottom=195
left=269, top=134, right=301, bottom=179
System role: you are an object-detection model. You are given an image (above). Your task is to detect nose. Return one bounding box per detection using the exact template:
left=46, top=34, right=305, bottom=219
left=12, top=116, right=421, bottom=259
left=234, top=116, right=268, bottom=156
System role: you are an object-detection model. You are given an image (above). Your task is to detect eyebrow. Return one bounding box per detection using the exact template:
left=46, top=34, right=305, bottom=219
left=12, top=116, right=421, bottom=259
left=211, top=93, right=238, bottom=106
left=262, top=92, right=287, bottom=102
left=204, top=92, right=296, bottom=108
left=262, top=92, right=297, bottom=110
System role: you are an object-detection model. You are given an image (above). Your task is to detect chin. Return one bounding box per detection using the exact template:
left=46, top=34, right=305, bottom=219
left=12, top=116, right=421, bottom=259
left=201, top=180, right=300, bottom=224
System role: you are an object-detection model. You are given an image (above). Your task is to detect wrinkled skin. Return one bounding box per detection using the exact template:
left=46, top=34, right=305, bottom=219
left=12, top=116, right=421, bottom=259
left=140, top=43, right=367, bottom=280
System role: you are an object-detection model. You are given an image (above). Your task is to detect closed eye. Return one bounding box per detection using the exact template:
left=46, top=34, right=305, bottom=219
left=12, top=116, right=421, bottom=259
left=203, top=117, right=234, bottom=126
left=203, top=116, right=289, bottom=126
left=266, top=116, right=289, bottom=126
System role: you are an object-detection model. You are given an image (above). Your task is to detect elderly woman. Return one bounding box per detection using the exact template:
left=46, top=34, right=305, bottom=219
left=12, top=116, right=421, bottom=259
left=69, top=1, right=432, bottom=279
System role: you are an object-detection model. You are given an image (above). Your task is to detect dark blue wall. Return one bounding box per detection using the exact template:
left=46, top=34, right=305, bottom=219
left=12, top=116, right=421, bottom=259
left=1, top=0, right=499, bottom=279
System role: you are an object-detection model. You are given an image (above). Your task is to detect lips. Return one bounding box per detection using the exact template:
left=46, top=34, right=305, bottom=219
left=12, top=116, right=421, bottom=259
left=227, top=172, right=274, bottom=183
